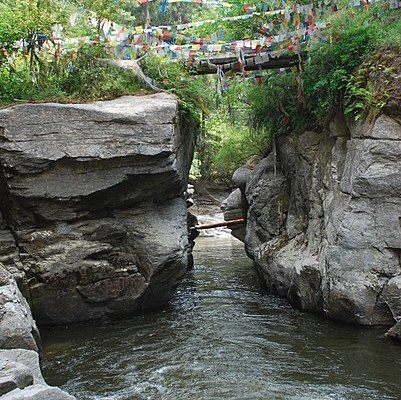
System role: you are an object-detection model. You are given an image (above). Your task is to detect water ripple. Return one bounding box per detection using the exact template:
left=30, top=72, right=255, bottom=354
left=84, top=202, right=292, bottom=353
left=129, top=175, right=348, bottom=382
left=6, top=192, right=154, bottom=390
left=41, top=237, right=401, bottom=400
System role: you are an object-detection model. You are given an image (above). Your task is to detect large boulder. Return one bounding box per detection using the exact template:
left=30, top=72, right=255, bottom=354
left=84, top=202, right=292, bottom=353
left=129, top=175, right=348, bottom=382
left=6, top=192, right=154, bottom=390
left=244, top=155, right=289, bottom=255
left=0, top=94, right=194, bottom=325
left=220, top=188, right=246, bottom=241
left=232, top=113, right=401, bottom=338
left=0, top=262, right=75, bottom=398
left=0, top=349, right=41, bottom=396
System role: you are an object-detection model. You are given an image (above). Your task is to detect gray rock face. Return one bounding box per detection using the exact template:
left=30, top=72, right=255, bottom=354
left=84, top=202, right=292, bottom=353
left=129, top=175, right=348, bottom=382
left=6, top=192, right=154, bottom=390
left=0, top=265, right=40, bottom=351
left=225, top=113, right=401, bottom=338
left=0, top=350, right=45, bottom=386
left=0, top=261, right=74, bottom=398
left=0, top=94, right=194, bottom=325
left=244, top=156, right=289, bottom=255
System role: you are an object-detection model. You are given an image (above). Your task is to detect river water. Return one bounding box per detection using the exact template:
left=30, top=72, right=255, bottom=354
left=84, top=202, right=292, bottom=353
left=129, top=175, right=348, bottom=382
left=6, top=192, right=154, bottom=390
left=41, top=236, right=401, bottom=400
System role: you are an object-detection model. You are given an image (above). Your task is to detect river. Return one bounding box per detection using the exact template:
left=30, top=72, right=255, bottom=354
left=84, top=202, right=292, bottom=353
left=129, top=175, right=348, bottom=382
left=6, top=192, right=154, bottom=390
left=41, top=236, right=401, bottom=400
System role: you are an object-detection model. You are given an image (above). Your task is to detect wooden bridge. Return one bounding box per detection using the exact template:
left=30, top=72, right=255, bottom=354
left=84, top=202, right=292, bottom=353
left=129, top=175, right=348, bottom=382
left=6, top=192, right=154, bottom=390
left=100, top=50, right=301, bottom=90
left=193, top=52, right=300, bottom=75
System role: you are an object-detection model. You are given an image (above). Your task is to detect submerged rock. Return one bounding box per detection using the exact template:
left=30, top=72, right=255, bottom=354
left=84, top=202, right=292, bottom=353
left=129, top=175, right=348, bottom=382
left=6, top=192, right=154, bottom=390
left=224, top=113, right=401, bottom=338
left=0, top=94, right=194, bottom=325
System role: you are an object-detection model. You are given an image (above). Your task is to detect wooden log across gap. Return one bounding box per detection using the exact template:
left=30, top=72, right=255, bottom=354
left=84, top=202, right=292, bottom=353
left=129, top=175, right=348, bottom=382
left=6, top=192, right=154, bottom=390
left=192, top=218, right=245, bottom=230
left=193, top=54, right=300, bottom=75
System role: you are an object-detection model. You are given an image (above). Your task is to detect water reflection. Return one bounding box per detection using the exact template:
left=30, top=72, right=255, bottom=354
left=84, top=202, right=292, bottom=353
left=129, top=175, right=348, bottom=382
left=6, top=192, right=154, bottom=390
left=41, top=237, right=401, bottom=400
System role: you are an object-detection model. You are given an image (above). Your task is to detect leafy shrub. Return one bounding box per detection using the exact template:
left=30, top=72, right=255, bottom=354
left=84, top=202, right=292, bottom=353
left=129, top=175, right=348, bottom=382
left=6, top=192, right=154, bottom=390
left=246, top=71, right=305, bottom=136
left=194, top=112, right=268, bottom=181
left=246, top=8, right=401, bottom=137
left=141, top=54, right=213, bottom=138
left=303, top=9, right=379, bottom=126
left=345, top=47, right=401, bottom=120
left=0, top=45, right=141, bottom=105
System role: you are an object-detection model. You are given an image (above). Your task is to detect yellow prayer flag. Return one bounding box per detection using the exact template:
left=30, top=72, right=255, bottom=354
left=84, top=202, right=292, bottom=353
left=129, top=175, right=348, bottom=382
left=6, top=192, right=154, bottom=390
left=135, top=26, right=144, bottom=34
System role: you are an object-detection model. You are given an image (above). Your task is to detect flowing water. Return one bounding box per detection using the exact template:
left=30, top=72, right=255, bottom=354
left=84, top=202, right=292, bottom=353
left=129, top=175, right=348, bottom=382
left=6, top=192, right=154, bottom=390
left=41, top=236, right=401, bottom=400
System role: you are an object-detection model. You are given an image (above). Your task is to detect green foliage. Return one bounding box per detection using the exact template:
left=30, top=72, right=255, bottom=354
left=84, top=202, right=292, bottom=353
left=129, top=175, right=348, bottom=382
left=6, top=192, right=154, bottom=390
left=139, top=1, right=202, bottom=27
left=197, top=113, right=257, bottom=181
left=245, top=8, right=401, bottom=139
left=59, top=45, right=142, bottom=100
left=186, top=0, right=287, bottom=41
left=372, top=10, right=401, bottom=49
left=194, top=110, right=271, bottom=181
left=344, top=69, right=388, bottom=121
left=0, top=0, right=144, bottom=106
left=345, top=46, right=400, bottom=120
left=305, top=8, right=401, bottom=125
left=197, top=7, right=401, bottom=181
left=71, top=0, right=138, bottom=26
left=302, top=9, right=378, bottom=125
left=246, top=71, right=305, bottom=136
left=0, top=45, right=141, bottom=105
left=0, top=0, right=68, bottom=49
left=142, top=54, right=212, bottom=131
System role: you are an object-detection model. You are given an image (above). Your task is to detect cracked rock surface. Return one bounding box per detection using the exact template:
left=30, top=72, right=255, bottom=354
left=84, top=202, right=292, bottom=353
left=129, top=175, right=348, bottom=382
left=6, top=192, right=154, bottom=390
left=224, top=113, right=401, bottom=338
left=0, top=94, right=193, bottom=325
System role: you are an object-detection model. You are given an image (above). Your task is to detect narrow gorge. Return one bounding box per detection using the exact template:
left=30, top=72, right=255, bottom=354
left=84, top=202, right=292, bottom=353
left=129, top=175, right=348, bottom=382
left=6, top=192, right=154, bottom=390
left=1, top=4, right=401, bottom=395
left=0, top=92, right=400, bottom=400
left=0, top=62, right=401, bottom=400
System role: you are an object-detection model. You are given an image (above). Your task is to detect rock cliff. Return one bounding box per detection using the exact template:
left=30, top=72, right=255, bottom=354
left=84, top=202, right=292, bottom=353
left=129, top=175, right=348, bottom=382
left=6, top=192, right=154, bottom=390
left=224, top=113, right=401, bottom=339
left=0, top=93, right=194, bottom=326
